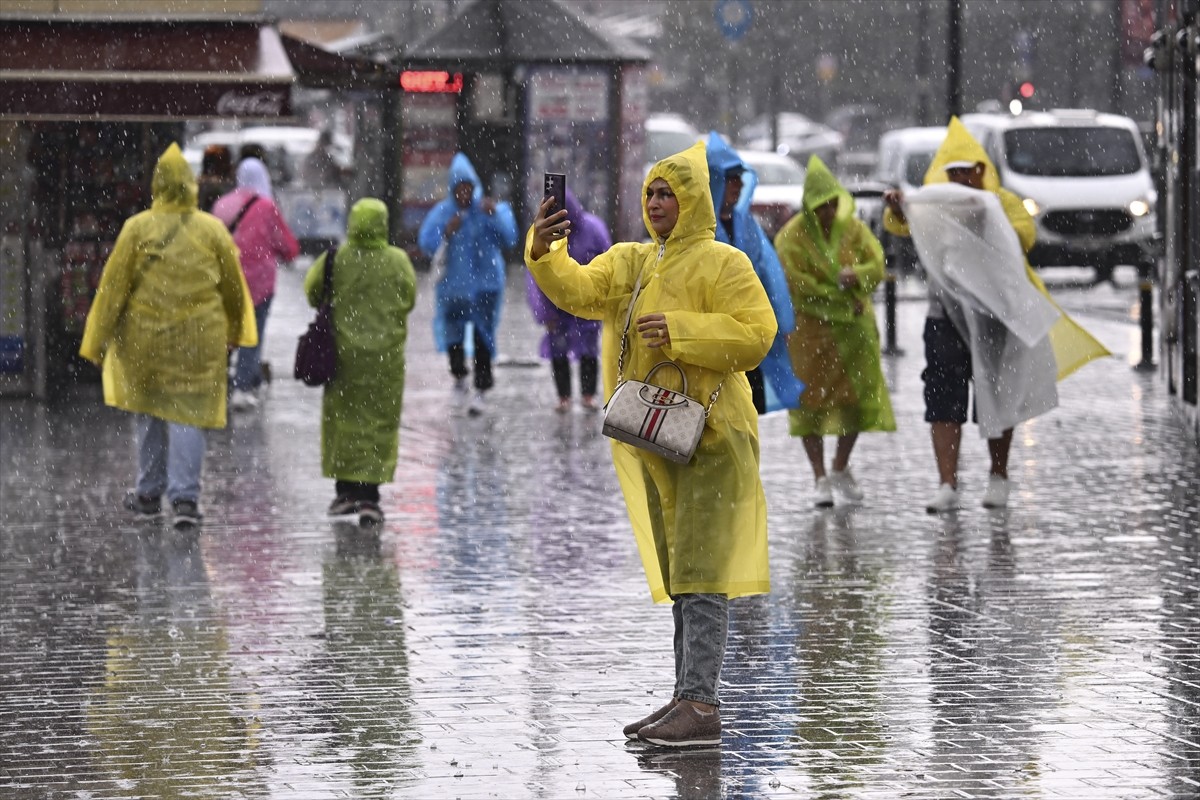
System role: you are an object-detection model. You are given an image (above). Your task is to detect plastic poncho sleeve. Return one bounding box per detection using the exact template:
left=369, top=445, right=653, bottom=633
left=79, top=222, right=139, bottom=365
left=661, top=259, right=777, bottom=373
left=417, top=200, right=455, bottom=257
left=751, top=224, right=796, bottom=334
left=523, top=226, right=617, bottom=321
left=485, top=203, right=519, bottom=249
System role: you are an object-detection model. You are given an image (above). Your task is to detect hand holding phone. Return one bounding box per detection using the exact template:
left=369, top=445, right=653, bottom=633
left=544, top=172, right=566, bottom=216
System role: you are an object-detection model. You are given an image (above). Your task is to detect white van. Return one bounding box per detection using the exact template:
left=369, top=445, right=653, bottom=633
left=961, top=110, right=1157, bottom=282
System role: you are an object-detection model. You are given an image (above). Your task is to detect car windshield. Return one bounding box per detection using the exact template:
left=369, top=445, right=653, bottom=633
left=751, top=159, right=805, bottom=185
left=647, top=129, right=701, bottom=163
left=904, top=150, right=936, bottom=186
left=1004, top=127, right=1142, bottom=177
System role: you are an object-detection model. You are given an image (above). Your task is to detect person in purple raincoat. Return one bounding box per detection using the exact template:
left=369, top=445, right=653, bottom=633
left=526, top=189, right=613, bottom=412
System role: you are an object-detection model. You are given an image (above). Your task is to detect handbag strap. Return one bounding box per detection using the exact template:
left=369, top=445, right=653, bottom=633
left=615, top=262, right=724, bottom=418
left=227, top=195, right=260, bottom=235
left=319, top=247, right=337, bottom=304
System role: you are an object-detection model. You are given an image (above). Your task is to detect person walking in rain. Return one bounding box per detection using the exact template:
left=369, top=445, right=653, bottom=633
left=526, top=142, right=776, bottom=748
left=705, top=131, right=804, bottom=414
left=418, top=153, right=518, bottom=416
left=212, top=157, right=299, bottom=411
left=305, top=198, right=417, bottom=526
left=883, top=117, right=1108, bottom=512
left=526, top=188, right=612, bottom=412
left=775, top=155, right=895, bottom=507
left=80, top=143, right=257, bottom=530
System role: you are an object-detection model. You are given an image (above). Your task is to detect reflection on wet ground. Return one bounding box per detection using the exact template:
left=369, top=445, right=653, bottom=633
left=1, top=266, right=1196, bottom=798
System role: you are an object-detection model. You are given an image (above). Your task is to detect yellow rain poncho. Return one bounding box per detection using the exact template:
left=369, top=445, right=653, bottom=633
left=775, top=156, right=895, bottom=437
left=524, top=142, right=776, bottom=602
left=80, top=144, right=256, bottom=429
left=884, top=118, right=1109, bottom=380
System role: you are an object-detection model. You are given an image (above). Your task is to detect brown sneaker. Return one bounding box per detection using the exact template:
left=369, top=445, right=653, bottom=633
left=638, top=701, right=721, bottom=747
left=622, top=698, right=677, bottom=740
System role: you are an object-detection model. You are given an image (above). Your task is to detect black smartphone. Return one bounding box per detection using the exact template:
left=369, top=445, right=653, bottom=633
left=544, top=172, right=566, bottom=215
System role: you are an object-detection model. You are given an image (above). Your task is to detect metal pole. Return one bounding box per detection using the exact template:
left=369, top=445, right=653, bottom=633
left=882, top=271, right=904, bottom=356
left=947, top=0, right=962, bottom=120
left=916, top=1, right=930, bottom=126
left=1136, top=260, right=1157, bottom=371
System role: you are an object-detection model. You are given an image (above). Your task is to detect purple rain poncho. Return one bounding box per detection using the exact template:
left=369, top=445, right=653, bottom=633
left=526, top=189, right=612, bottom=360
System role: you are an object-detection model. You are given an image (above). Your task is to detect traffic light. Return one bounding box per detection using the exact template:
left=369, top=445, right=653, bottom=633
left=1018, top=81, right=1035, bottom=99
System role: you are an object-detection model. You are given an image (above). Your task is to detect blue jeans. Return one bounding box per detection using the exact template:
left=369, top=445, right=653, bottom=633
left=672, top=593, right=729, bottom=707
left=233, top=296, right=272, bottom=391
left=135, top=415, right=205, bottom=504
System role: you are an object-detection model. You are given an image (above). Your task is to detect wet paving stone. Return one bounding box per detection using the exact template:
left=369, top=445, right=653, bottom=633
left=2, top=265, right=1197, bottom=799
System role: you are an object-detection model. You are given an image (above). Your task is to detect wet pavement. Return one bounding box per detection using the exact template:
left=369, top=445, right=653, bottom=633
left=1, top=262, right=1197, bottom=799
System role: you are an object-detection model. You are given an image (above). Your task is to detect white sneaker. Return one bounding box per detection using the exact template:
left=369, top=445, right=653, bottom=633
left=828, top=469, right=864, bottom=502
left=229, top=389, right=258, bottom=411
left=982, top=475, right=1010, bottom=508
left=925, top=483, right=960, bottom=513
left=813, top=476, right=834, bottom=508
left=468, top=390, right=487, bottom=417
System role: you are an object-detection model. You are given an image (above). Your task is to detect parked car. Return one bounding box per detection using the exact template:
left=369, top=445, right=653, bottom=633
left=874, top=126, right=947, bottom=275
left=961, top=109, right=1158, bottom=283
left=738, top=149, right=806, bottom=239
left=644, top=113, right=702, bottom=174
left=739, top=112, right=843, bottom=169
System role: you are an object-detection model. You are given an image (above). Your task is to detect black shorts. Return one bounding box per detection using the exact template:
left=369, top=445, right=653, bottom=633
left=922, top=317, right=974, bottom=424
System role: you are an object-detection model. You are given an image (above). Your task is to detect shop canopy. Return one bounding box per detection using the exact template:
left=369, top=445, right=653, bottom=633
left=0, top=16, right=295, bottom=122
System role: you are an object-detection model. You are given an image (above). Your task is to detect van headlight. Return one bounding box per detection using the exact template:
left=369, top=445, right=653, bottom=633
left=1022, top=197, right=1041, bottom=216
left=1128, top=199, right=1151, bottom=217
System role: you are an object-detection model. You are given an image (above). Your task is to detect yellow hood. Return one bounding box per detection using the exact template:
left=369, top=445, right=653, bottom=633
left=642, top=141, right=715, bottom=245
left=151, top=143, right=198, bottom=211
left=922, top=116, right=1001, bottom=193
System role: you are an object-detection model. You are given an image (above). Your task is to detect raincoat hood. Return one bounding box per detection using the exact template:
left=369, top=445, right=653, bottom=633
left=705, top=131, right=758, bottom=217
left=151, top=143, right=198, bottom=211
left=802, top=155, right=854, bottom=220
left=643, top=142, right=715, bottom=244
left=236, top=157, right=274, bottom=198
left=923, top=116, right=1001, bottom=192
left=447, top=152, right=484, bottom=204
left=346, top=198, right=389, bottom=248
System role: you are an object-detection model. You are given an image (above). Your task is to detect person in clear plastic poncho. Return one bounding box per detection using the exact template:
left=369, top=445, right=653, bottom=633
left=883, top=117, right=1109, bottom=512
left=775, top=155, right=895, bottom=509
left=526, top=142, right=775, bottom=748
left=80, top=143, right=256, bottom=529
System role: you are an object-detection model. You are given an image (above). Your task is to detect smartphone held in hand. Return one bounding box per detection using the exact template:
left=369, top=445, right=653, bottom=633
left=544, top=172, right=566, bottom=214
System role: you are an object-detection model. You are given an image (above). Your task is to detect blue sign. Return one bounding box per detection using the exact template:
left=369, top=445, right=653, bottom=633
left=715, top=0, right=753, bottom=41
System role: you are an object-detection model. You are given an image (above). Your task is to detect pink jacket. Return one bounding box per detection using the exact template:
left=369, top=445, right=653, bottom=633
left=211, top=188, right=299, bottom=305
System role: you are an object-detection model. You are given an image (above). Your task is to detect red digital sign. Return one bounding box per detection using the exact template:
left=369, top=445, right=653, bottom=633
left=400, top=71, right=464, bottom=93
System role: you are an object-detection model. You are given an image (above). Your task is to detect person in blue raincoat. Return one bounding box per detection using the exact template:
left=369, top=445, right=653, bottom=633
left=417, top=153, right=518, bottom=415
left=706, top=132, right=804, bottom=413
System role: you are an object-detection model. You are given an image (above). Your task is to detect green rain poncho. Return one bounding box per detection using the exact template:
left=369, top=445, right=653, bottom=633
left=304, top=199, right=417, bottom=485
left=774, top=156, right=895, bottom=437
left=525, top=142, right=776, bottom=602
left=80, top=143, right=256, bottom=429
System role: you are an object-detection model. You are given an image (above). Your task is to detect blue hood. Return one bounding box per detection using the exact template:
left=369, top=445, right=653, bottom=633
left=705, top=131, right=758, bottom=218
left=447, top=152, right=483, bottom=204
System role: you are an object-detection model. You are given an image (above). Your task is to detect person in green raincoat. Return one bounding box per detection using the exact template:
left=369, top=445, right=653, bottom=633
left=775, top=156, right=895, bottom=508
left=80, top=143, right=257, bottom=530
left=883, top=117, right=1109, bottom=512
left=305, top=198, right=417, bottom=526
left=526, top=142, right=776, bottom=748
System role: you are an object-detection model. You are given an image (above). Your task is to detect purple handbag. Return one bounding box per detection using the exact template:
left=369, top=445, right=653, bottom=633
left=294, top=248, right=337, bottom=386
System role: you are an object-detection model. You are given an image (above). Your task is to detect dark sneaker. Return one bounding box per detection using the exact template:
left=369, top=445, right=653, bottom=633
left=357, top=501, right=384, bottom=526
left=123, top=491, right=162, bottom=517
left=624, top=699, right=678, bottom=740
left=638, top=702, right=721, bottom=747
left=171, top=499, right=203, bottom=529
left=328, top=495, right=358, bottom=516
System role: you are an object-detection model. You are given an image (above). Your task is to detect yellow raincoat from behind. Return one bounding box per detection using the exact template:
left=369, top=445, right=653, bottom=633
left=884, top=118, right=1109, bottom=379
left=525, top=142, right=776, bottom=602
left=80, top=144, right=256, bottom=429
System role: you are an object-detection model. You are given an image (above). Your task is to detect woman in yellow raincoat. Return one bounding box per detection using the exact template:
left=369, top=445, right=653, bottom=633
left=80, top=143, right=256, bottom=530
left=775, top=156, right=895, bottom=508
left=883, top=118, right=1108, bottom=512
left=526, top=142, right=776, bottom=748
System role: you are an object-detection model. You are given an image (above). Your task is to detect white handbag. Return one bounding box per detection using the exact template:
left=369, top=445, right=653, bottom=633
left=601, top=268, right=722, bottom=464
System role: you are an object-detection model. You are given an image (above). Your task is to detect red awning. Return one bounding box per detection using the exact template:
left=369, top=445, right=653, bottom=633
left=0, top=17, right=295, bottom=121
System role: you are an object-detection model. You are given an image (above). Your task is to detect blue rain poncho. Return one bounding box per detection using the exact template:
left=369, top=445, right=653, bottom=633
left=706, top=132, right=804, bottom=412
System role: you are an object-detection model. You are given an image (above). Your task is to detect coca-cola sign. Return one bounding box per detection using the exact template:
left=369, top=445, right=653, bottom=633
left=217, top=90, right=287, bottom=117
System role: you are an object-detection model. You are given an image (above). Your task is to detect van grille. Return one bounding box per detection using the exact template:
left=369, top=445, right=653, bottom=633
left=1041, top=209, right=1132, bottom=236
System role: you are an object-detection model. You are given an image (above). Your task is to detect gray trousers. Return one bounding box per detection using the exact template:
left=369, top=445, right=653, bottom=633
left=672, top=593, right=729, bottom=707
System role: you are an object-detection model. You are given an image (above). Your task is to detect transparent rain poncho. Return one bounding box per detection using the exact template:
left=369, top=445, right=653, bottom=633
left=525, top=142, right=776, bottom=602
